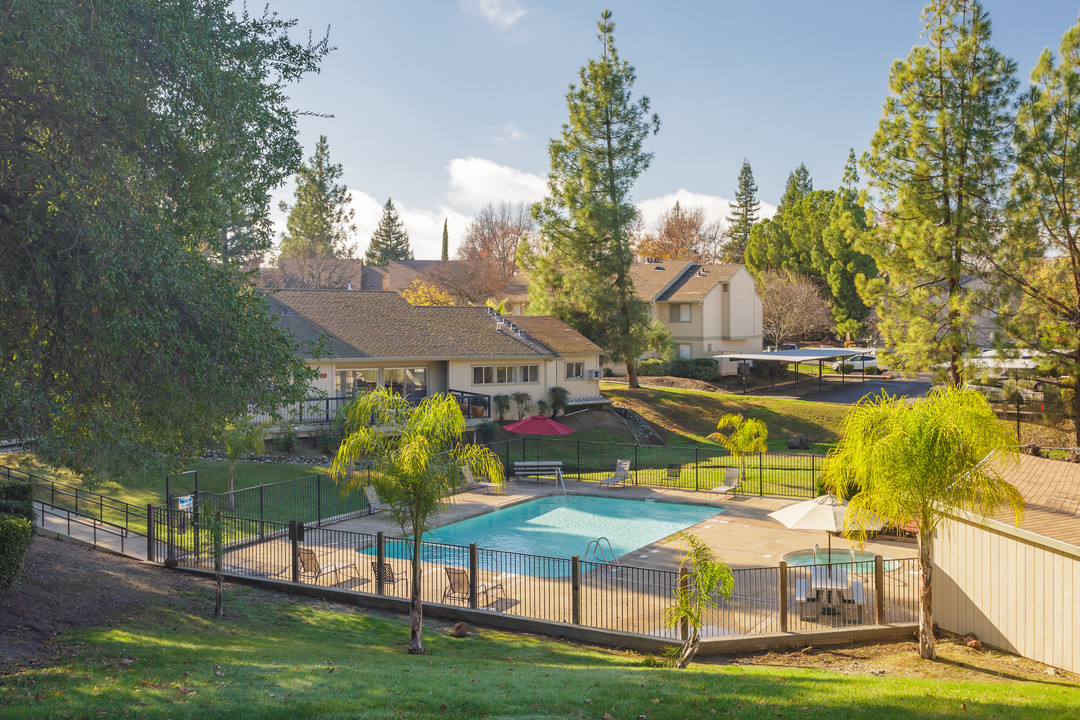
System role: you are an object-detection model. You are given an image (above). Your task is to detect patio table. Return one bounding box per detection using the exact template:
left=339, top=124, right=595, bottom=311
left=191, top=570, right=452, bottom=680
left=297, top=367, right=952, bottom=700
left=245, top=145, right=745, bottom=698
left=810, top=566, right=850, bottom=613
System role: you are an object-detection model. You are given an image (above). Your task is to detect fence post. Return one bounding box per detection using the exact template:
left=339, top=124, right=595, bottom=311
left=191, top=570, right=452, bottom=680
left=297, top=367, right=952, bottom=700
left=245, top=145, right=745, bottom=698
left=469, top=543, right=479, bottom=610
left=679, top=567, right=689, bottom=641
left=146, top=504, right=155, bottom=562
left=810, top=454, right=816, bottom=496
left=259, top=484, right=265, bottom=540
left=503, top=441, right=509, bottom=476
left=317, top=474, right=322, bottom=526
left=634, top=445, right=639, bottom=485
left=875, top=555, right=885, bottom=624
left=577, top=440, right=581, bottom=481
left=376, top=531, right=386, bottom=595
left=759, top=453, right=764, bottom=497
left=694, top=447, right=699, bottom=491
left=290, top=521, right=300, bottom=584
left=779, top=562, right=789, bottom=633
left=571, top=555, right=581, bottom=625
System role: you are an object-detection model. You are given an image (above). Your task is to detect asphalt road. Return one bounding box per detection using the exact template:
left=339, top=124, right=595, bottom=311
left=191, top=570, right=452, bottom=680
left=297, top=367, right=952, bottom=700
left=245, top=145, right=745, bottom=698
left=797, top=373, right=934, bottom=405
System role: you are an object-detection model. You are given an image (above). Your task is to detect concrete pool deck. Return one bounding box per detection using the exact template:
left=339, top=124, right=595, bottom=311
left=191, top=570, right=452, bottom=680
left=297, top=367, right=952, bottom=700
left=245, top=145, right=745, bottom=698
left=327, top=478, right=918, bottom=572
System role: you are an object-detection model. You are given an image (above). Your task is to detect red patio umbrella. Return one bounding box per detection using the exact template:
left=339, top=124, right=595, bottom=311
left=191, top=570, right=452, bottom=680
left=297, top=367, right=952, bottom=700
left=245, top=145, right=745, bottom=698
left=503, top=414, right=576, bottom=435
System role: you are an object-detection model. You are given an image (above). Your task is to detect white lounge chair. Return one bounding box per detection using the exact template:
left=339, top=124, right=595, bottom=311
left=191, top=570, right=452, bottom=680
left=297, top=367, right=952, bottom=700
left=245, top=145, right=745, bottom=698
left=708, top=467, right=740, bottom=497
left=461, top=465, right=500, bottom=495
left=364, top=486, right=386, bottom=514
left=600, top=459, right=631, bottom=488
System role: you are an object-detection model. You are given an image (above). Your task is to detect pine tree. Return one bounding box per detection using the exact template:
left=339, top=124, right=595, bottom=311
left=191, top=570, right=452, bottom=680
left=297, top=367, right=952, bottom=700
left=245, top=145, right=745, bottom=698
left=365, top=198, right=414, bottom=265
left=278, top=136, right=356, bottom=259
left=722, top=160, right=760, bottom=264
left=441, top=218, right=449, bottom=261
left=778, top=163, right=813, bottom=211
left=530, top=10, right=666, bottom=388
left=842, top=148, right=859, bottom=189
left=860, top=0, right=1016, bottom=384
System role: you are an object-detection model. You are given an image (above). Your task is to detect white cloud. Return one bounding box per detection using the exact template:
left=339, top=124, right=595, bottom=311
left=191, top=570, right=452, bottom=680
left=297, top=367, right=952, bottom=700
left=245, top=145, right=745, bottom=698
left=493, top=123, right=526, bottom=145
left=445, top=157, right=547, bottom=214
left=635, top=188, right=777, bottom=229
left=464, top=0, right=526, bottom=28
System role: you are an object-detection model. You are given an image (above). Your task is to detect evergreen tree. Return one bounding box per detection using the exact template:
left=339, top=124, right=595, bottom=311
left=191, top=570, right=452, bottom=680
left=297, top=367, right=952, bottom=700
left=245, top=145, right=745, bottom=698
left=530, top=10, right=666, bottom=388
left=860, top=0, right=1016, bottom=384
left=278, top=136, right=356, bottom=259
left=842, top=147, right=859, bottom=189
left=365, top=198, right=414, bottom=265
left=722, top=160, right=760, bottom=264
left=441, top=218, right=449, bottom=261
left=779, top=163, right=813, bottom=210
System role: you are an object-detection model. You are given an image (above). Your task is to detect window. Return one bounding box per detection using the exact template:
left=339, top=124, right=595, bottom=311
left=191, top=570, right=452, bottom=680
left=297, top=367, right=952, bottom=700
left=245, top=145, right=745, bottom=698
left=677, top=344, right=692, bottom=359
left=385, top=367, right=427, bottom=400
left=566, top=362, right=584, bottom=380
left=473, top=364, right=539, bottom=385
left=334, top=369, right=377, bottom=397
left=669, top=303, right=691, bottom=322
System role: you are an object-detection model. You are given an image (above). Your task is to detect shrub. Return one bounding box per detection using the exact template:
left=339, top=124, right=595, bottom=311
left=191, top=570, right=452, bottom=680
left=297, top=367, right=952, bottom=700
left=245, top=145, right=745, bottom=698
left=637, top=358, right=668, bottom=376
left=0, top=478, right=34, bottom=522
left=315, top=428, right=344, bottom=454
left=492, top=394, right=511, bottom=422
left=837, top=363, right=855, bottom=374
left=667, top=358, right=719, bottom=381
left=474, top=421, right=499, bottom=443
left=548, top=386, right=569, bottom=418
left=272, top=425, right=299, bottom=453
left=510, top=391, right=533, bottom=420
left=0, top=515, right=33, bottom=589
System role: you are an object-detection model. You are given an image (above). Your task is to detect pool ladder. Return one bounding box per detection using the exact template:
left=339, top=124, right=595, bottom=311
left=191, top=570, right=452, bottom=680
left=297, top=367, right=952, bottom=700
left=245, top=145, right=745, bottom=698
left=585, top=536, right=620, bottom=566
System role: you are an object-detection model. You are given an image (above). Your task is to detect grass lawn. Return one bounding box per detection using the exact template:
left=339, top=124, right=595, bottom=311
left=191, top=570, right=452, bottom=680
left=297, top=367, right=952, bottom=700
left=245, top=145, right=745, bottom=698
left=1, top=586, right=1075, bottom=720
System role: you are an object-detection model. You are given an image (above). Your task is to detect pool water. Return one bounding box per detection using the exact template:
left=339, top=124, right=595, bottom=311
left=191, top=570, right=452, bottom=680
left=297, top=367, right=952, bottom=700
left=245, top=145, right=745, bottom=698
left=373, top=495, right=722, bottom=577
left=783, top=549, right=900, bottom=572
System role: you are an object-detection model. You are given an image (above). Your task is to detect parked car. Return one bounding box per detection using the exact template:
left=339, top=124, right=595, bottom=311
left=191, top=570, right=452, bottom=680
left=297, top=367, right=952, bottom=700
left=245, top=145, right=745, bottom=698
left=832, top=354, right=887, bottom=374
left=764, top=343, right=799, bottom=352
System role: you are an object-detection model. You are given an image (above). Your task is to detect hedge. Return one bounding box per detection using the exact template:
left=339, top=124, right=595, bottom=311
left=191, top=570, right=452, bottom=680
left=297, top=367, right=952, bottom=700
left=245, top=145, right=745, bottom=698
left=637, top=357, right=720, bottom=381
left=0, top=515, right=33, bottom=589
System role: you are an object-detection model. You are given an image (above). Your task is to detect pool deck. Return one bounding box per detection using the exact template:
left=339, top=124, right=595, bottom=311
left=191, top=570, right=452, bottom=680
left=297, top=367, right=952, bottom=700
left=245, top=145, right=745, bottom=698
left=327, top=478, right=917, bottom=573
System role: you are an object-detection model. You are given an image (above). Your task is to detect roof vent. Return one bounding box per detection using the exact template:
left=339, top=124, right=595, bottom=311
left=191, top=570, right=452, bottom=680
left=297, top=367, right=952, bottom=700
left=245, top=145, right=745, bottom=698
left=653, top=265, right=665, bottom=271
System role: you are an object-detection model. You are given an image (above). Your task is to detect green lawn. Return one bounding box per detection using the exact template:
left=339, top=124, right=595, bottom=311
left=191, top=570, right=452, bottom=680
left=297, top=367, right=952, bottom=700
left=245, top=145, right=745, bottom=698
left=1, top=590, right=1074, bottom=719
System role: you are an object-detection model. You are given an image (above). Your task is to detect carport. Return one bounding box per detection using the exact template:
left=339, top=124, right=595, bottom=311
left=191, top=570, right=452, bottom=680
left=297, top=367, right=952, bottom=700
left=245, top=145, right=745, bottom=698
left=715, top=348, right=869, bottom=395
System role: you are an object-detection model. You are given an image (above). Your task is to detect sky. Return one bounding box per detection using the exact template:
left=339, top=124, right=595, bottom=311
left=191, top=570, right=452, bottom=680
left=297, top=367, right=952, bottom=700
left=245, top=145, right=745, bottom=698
left=263, top=0, right=1080, bottom=261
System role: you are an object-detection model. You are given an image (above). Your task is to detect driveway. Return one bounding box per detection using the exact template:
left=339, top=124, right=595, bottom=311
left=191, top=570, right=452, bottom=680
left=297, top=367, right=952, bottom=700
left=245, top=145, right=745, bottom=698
left=798, top=373, right=934, bottom=405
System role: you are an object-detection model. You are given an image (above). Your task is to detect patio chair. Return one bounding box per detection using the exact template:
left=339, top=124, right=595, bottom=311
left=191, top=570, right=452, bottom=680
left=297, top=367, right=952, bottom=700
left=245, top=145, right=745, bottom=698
left=461, top=465, right=500, bottom=495
left=600, top=459, right=631, bottom=488
left=795, top=578, right=820, bottom=621
left=297, top=547, right=357, bottom=586
left=371, top=561, right=404, bottom=588
left=364, top=486, right=386, bottom=514
left=708, top=467, right=740, bottom=497
left=441, top=566, right=504, bottom=607
left=841, top=580, right=867, bottom=624
left=662, top=465, right=681, bottom=485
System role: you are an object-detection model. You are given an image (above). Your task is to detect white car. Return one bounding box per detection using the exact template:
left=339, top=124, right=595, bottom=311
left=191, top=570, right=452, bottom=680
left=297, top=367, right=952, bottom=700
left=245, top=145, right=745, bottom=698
left=832, top=354, right=886, bottom=374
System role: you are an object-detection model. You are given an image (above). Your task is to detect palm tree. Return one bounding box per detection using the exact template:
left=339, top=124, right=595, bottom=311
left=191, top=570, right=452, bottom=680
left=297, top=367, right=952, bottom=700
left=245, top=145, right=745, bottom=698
left=223, top=418, right=269, bottom=510
left=331, top=388, right=503, bottom=654
left=823, top=386, right=1024, bottom=660
left=663, top=532, right=733, bottom=668
left=708, top=413, right=768, bottom=484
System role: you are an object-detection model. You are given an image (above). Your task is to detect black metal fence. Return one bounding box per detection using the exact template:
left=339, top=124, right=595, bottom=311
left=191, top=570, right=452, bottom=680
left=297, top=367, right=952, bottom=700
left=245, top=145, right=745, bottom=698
left=146, top=506, right=920, bottom=640
left=3, top=464, right=148, bottom=536
left=488, top=438, right=820, bottom=498
left=189, top=471, right=374, bottom=528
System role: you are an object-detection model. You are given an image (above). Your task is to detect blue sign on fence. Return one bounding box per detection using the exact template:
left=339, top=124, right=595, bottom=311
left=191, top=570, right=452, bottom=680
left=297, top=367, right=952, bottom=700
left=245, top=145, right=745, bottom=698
left=177, top=495, right=193, bottom=512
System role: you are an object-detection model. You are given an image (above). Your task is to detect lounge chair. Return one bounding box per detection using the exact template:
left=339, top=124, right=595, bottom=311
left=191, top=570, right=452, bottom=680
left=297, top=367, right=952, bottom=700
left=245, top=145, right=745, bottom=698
left=600, top=459, right=631, bottom=488
left=795, top=578, right=820, bottom=621
left=297, top=547, right=357, bottom=586
left=364, top=486, right=385, bottom=514
left=441, top=566, right=504, bottom=606
left=461, top=465, right=500, bottom=495
left=841, top=580, right=867, bottom=624
left=708, top=467, right=740, bottom=497
left=371, top=561, right=404, bottom=588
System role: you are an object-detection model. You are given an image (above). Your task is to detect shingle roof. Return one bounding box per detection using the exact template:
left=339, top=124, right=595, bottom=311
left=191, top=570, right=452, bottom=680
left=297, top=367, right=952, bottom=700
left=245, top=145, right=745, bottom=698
left=995, top=454, right=1080, bottom=546
left=266, top=290, right=591, bottom=361
left=509, top=316, right=603, bottom=356
left=629, top=262, right=742, bottom=302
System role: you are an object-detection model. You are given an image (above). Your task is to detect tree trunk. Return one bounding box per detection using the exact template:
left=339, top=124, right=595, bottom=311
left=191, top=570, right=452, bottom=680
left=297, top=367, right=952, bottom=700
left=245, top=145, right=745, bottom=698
left=917, top=530, right=935, bottom=660
left=1072, top=374, right=1080, bottom=448
left=675, top=632, right=700, bottom=669
left=626, top=362, right=639, bottom=389
left=227, top=465, right=236, bottom=511
left=408, top=530, right=425, bottom=654
left=214, top=573, right=224, bottom=619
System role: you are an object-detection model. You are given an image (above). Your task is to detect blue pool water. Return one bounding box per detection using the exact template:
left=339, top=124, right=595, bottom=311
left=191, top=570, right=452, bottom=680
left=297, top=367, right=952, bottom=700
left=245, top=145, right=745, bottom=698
left=783, top=549, right=901, bottom=572
left=372, top=496, right=722, bottom=577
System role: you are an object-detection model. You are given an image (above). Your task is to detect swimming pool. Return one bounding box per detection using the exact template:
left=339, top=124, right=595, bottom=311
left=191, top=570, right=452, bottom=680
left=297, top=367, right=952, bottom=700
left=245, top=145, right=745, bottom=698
left=783, top=549, right=900, bottom=572
left=375, top=495, right=722, bottom=577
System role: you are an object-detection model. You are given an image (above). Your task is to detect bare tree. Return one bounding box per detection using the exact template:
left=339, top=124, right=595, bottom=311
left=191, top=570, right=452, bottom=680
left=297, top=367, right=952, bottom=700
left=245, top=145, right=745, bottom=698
left=634, top=201, right=723, bottom=263
left=419, top=261, right=506, bottom=305
left=458, top=202, right=534, bottom=282
left=262, top=257, right=362, bottom=289
left=758, top=269, right=832, bottom=349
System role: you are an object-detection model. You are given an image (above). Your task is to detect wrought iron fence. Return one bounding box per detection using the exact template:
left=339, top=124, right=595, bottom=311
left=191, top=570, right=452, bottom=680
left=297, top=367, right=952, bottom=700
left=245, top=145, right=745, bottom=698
left=3, top=464, right=148, bottom=536
left=147, top=506, right=919, bottom=642
left=488, top=437, right=820, bottom=498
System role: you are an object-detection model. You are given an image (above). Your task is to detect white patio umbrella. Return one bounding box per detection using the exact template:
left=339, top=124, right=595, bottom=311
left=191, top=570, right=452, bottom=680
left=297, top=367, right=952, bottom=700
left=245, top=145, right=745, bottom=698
left=768, top=493, right=884, bottom=563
